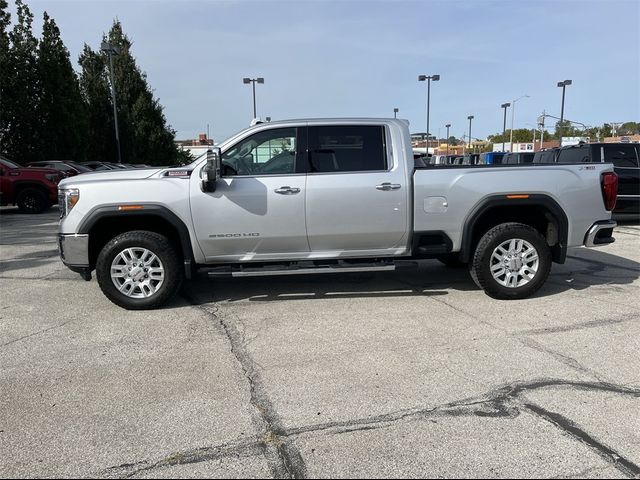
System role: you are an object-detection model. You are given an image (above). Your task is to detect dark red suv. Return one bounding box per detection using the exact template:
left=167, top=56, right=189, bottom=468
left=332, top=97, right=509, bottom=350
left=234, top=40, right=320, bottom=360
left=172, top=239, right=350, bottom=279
left=0, top=155, right=63, bottom=213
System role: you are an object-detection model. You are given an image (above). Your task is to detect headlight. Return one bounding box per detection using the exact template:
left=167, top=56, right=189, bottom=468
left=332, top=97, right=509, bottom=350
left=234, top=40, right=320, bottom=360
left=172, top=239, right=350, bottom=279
left=59, top=188, right=79, bottom=218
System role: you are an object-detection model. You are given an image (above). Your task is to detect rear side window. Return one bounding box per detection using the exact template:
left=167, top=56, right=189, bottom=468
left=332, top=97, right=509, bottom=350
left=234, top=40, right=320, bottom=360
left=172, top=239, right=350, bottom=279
left=556, top=147, right=590, bottom=163
left=603, top=144, right=639, bottom=168
left=308, top=125, right=387, bottom=173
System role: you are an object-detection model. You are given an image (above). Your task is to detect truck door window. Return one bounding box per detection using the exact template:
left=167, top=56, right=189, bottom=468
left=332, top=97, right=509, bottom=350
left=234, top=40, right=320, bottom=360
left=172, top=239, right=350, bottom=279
left=603, top=144, right=639, bottom=168
left=308, top=125, right=387, bottom=173
left=221, top=127, right=297, bottom=176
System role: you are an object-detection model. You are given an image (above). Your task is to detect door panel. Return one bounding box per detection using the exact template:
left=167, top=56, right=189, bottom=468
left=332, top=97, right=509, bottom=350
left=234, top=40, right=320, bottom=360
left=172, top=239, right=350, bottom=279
left=304, top=125, right=408, bottom=254
left=191, top=175, right=308, bottom=261
left=190, top=126, right=309, bottom=262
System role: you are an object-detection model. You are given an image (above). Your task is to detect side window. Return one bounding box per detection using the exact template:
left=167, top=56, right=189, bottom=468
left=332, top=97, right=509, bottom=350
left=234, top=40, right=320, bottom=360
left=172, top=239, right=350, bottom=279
left=603, top=144, right=639, bottom=168
left=308, top=125, right=387, bottom=173
left=556, top=147, right=590, bottom=163
left=222, top=127, right=297, bottom=176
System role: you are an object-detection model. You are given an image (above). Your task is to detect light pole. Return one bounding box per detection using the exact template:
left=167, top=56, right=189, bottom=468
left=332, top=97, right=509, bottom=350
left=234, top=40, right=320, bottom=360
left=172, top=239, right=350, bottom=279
left=501, top=102, right=510, bottom=152
left=467, top=116, right=474, bottom=151
left=509, top=94, right=529, bottom=153
left=445, top=124, right=451, bottom=156
left=101, top=41, right=122, bottom=163
left=418, top=74, right=440, bottom=150
left=557, top=79, right=572, bottom=147
left=393, top=108, right=399, bottom=119
left=243, top=77, right=264, bottom=119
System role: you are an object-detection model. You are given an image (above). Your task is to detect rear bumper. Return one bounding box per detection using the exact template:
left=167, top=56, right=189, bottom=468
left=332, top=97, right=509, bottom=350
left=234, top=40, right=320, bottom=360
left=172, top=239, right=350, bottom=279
left=584, top=220, right=616, bottom=247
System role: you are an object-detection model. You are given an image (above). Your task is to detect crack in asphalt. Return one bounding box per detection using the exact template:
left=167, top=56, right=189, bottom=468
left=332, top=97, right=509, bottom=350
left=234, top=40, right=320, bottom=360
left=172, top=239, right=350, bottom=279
left=99, top=378, right=640, bottom=479
left=0, top=320, right=75, bottom=348
left=515, top=314, right=637, bottom=336
left=525, top=403, right=640, bottom=478
left=181, top=291, right=308, bottom=479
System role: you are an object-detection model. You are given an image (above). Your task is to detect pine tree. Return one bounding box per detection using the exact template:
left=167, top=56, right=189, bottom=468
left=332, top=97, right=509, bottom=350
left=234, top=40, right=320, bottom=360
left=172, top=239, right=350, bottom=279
left=90, top=20, right=177, bottom=165
left=0, top=0, right=11, bottom=153
left=78, top=44, right=115, bottom=163
left=3, top=0, right=40, bottom=162
left=38, top=11, right=87, bottom=161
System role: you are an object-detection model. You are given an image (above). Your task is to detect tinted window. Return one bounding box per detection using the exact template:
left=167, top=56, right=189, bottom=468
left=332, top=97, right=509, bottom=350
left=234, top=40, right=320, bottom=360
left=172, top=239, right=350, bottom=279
left=222, top=127, right=297, bottom=176
left=603, top=144, right=639, bottom=168
left=556, top=147, right=590, bottom=163
left=521, top=153, right=534, bottom=163
left=308, top=125, right=386, bottom=173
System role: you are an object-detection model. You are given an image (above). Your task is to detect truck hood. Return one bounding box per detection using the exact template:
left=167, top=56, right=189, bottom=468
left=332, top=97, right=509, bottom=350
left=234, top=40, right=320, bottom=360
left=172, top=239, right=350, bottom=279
left=58, top=167, right=163, bottom=188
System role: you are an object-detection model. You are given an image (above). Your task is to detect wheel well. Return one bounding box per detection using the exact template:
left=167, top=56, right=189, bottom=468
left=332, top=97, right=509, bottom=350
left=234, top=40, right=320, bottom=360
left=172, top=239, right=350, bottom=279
left=462, top=203, right=566, bottom=263
left=87, top=215, right=185, bottom=269
left=14, top=183, right=49, bottom=200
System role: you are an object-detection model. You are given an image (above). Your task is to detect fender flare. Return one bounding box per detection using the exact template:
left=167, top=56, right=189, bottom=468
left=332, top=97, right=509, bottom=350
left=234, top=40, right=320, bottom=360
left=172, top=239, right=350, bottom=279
left=459, top=194, right=569, bottom=263
left=77, top=204, right=195, bottom=278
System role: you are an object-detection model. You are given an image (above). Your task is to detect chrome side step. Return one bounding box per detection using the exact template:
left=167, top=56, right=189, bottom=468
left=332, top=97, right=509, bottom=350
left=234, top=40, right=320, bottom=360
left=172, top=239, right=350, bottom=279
left=205, top=262, right=396, bottom=278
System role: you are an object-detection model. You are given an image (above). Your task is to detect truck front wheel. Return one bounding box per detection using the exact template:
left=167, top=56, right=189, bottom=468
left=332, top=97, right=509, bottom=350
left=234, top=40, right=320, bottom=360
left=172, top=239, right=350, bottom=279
left=469, top=222, right=551, bottom=300
left=96, top=230, right=184, bottom=310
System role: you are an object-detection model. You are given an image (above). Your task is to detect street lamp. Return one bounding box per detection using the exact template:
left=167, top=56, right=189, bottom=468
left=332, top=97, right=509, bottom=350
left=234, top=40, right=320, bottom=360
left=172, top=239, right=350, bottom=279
left=501, top=103, right=511, bottom=152
left=467, top=115, right=474, bottom=150
left=243, top=77, right=264, bottom=119
left=557, top=79, right=572, bottom=146
left=101, top=40, right=122, bottom=163
left=418, top=74, right=440, bottom=149
left=509, top=94, right=529, bottom=153
left=445, top=123, right=451, bottom=156
left=393, top=108, right=399, bottom=119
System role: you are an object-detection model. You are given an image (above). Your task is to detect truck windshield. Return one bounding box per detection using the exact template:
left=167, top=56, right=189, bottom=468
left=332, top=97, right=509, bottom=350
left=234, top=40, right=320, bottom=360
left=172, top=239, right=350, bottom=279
left=0, top=157, right=20, bottom=169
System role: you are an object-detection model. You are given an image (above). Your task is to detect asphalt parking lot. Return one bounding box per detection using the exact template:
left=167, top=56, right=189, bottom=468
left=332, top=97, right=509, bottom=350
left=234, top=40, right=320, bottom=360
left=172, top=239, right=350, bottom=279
left=1, top=206, right=639, bottom=478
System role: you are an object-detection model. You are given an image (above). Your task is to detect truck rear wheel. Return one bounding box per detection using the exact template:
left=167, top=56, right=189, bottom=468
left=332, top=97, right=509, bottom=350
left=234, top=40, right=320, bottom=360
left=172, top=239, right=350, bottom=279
left=96, top=230, right=184, bottom=310
left=16, top=188, right=48, bottom=214
left=469, top=222, right=551, bottom=300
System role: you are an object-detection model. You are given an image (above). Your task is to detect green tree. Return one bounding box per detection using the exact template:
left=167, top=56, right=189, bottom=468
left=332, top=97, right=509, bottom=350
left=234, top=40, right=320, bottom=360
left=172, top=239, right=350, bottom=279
left=3, top=0, right=40, bottom=162
left=78, top=44, right=115, bottom=163
left=37, top=11, right=87, bottom=161
left=0, top=0, right=10, bottom=152
left=98, top=20, right=177, bottom=165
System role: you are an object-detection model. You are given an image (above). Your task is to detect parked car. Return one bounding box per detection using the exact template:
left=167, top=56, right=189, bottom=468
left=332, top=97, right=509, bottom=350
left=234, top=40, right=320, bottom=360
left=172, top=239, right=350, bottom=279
left=27, top=160, right=92, bottom=177
left=534, top=142, right=639, bottom=215
left=502, top=152, right=535, bottom=164
left=479, top=152, right=507, bottom=165
left=82, top=161, right=115, bottom=171
left=57, top=118, right=619, bottom=309
left=0, top=155, right=63, bottom=213
left=430, top=155, right=448, bottom=165
left=532, top=148, right=559, bottom=164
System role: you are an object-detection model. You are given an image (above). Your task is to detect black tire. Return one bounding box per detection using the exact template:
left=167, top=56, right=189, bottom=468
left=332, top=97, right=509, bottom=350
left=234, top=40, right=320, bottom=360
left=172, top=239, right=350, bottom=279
left=16, top=188, right=48, bottom=214
left=469, top=222, right=552, bottom=300
left=96, top=230, right=184, bottom=310
left=436, top=253, right=467, bottom=268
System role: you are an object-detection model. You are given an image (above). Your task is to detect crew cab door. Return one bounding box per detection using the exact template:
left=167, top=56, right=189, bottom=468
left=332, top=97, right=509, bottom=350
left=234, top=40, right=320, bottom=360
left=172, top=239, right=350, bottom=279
left=190, top=126, right=309, bottom=262
left=304, top=124, right=409, bottom=256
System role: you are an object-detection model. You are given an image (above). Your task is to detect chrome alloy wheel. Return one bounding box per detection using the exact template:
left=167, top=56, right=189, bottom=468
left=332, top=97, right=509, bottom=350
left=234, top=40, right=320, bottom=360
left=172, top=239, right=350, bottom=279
left=489, top=238, right=539, bottom=288
left=110, top=247, right=165, bottom=298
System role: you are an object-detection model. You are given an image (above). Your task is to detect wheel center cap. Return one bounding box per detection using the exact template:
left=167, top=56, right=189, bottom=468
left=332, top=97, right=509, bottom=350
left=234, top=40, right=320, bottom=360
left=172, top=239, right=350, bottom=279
left=131, top=267, right=145, bottom=281
left=509, top=257, right=523, bottom=271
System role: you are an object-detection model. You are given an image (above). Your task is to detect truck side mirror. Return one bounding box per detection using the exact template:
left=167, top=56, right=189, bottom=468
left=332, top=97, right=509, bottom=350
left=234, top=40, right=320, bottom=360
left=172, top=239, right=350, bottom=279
left=201, top=147, right=221, bottom=192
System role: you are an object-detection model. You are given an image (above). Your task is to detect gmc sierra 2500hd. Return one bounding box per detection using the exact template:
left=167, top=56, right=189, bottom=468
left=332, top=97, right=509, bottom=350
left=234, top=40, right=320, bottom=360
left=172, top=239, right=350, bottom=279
left=57, top=119, right=618, bottom=309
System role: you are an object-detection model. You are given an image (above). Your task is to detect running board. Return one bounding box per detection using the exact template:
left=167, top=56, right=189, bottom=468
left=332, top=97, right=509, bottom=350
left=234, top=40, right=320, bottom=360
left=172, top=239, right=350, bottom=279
left=205, top=262, right=396, bottom=278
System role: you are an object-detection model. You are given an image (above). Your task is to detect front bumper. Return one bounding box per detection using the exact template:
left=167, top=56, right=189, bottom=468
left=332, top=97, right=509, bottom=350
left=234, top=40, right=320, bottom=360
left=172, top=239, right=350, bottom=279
left=584, top=220, right=616, bottom=247
left=58, top=233, right=92, bottom=281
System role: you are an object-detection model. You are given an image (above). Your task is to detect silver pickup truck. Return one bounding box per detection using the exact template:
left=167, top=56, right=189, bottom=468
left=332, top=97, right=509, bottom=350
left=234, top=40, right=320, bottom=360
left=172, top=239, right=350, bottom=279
left=57, top=118, right=618, bottom=309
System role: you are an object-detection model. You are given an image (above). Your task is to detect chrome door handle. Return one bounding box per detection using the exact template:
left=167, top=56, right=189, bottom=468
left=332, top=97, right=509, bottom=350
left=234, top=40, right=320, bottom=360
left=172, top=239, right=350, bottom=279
left=275, top=186, right=301, bottom=195
left=376, top=183, right=401, bottom=191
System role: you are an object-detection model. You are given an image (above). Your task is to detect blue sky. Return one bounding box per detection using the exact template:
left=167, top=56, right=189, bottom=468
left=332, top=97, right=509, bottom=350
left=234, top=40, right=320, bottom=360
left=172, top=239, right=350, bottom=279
left=12, top=0, right=640, bottom=141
